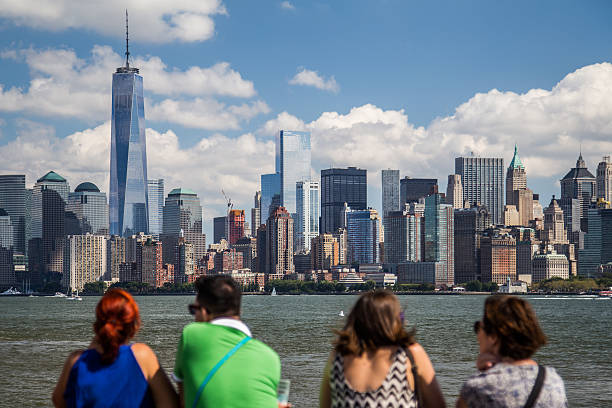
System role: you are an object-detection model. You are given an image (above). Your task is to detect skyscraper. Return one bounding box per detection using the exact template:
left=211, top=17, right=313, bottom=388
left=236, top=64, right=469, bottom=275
left=63, top=234, right=107, bottom=291
left=320, top=167, right=367, bottom=234
left=213, top=216, right=226, bottom=243
left=597, top=156, right=612, bottom=203
left=66, top=182, right=109, bottom=235
left=162, top=188, right=205, bottom=266
left=560, top=153, right=596, bottom=219
left=454, top=205, right=491, bottom=283
left=0, top=209, right=14, bottom=287
left=251, top=191, right=261, bottom=237
left=400, top=177, right=438, bottom=206
left=277, top=130, right=311, bottom=215
left=383, top=206, right=422, bottom=264
left=578, top=207, right=612, bottom=277
left=543, top=197, right=567, bottom=243
left=480, top=229, right=516, bottom=284
left=0, top=175, right=26, bottom=256
left=311, top=234, right=339, bottom=270
left=382, top=170, right=400, bottom=217
left=147, top=179, right=164, bottom=239
left=505, top=146, right=533, bottom=226
left=227, top=209, right=245, bottom=245
left=345, top=208, right=380, bottom=265
left=265, top=207, right=294, bottom=275
left=446, top=174, right=463, bottom=209
left=261, top=173, right=281, bottom=220
left=424, top=194, right=454, bottom=286
left=295, top=180, right=319, bottom=253
left=455, top=156, right=504, bottom=225
left=109, top=24, right=148, bottom=237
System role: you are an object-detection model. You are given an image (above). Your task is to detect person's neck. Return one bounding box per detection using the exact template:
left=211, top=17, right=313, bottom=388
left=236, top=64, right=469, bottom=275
left=500, top=357, right=537, bottom=366
left=208, top=314, right=240, bottom=322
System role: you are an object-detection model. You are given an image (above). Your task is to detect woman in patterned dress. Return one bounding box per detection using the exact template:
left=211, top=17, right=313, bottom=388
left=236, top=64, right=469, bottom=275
left=456, top=295, right=567, bottom=408
left=320, top=290, right=446, bottom=407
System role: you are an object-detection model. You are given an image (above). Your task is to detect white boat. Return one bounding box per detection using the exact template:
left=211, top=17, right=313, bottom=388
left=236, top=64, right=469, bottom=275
left=271, top=287, right=277, bottom=296
left=67, top=290, right=83, bottom=301
left=339, top=310, right=345, bottom=317
left=1, top=287, right=22, bottom=296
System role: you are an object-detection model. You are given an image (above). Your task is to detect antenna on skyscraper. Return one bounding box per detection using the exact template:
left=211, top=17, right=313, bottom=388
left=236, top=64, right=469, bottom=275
left=125, top=9, right=130, bottom=69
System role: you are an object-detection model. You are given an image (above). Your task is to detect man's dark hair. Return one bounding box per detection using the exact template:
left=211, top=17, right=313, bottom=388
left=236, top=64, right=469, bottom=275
left=195, top=275, right=241, bottom=317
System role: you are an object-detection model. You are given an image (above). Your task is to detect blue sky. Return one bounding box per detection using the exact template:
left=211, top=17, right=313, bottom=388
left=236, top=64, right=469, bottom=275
left=1, top=0, right=612, bottom=238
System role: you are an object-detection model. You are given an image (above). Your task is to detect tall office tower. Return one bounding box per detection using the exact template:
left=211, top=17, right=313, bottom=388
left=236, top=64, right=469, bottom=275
left=560, top=153, right=596, bottom=219
left=455, top=156, right=504, bottom=225
left=256, top=225, right=267, bottom=273
left=382, top=169, right=400, bottom=217
left=597, top=156, right=612, bottom=203
left=446, top=175, right=463, bottom=209
left=30, top=171, right=70, bottom=286
left=532, top=194, right=544, bottom=221
left=320, top=167, right=367, bottom=234
left=504, top=205, right=520, bottom=226
left=261, top=173, right=281, bottom=221
left=332, top=228, right=348, bottom=265
left=424, top=194, right=454, bottom=286
left=454, top=205, right=491, bottom=283
left=383, top=206, right=422, bottom=264
left=265, top=207, right=294, bottom=275
left=232, top=236, right=257, bottom=271
left=578, top=207, right=612, bottom=277
left=532, top=251, right=569, bottom=282
left=66, top=182, right=109, bottom=235
left=543, top=197, right=567, bottom=243
left=276, top=130, right=311, bottom=214
left=400, top=177, right=438, bottom=206
left=0, top=209, right=13, bottom=250
left=295, top=180, right=319, bottom=253
left=506, top=145, right=527, bottom=205
left=63, top=234, right=107, bottom=291
left=251, top=191, right=261, bottom=237
left=311, top=234, right=339, bottom=270
left=147, top=179, right=164, bottom=239
left=0, top=175, right=26, bottom=256
left=480, top=229, right=517, bottom=284
left=140, top=238, right=162, bottom=287
left=345, top=208, right=380, bottom=265
left=227, top=209, right=245, bottom=245
left=109, top=25, right=148, bottom=237
left=0, top=209, right=14, bottom=286
left=512, top=228, right=539, bottom=277
left=213, top=216, right=226, bottom=243
left=176, top=237, right=195, bottom=283
left=106, top=235, right=125, bottom=281
left=162, top=188, right=205, bottom=267
left=558, top=197, right=582, bottom=246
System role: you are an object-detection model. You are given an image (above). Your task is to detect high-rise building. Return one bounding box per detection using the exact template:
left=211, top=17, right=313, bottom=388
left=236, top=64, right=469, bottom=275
left=510, top=227, right=540, bottom=278
left=332, top=228, right=348, bottom=265
left=424, top=194, right=454, bottom=286
left=454, top=205, right=491, bottom=283
left=0, top=175, right=27, bottom=256
left=227, top=209, right=245, bottom=245
left=106, top=235, right=125, bottom=281
left=213, top=216, right=226, bottom=243
left=455, top=156, right=505, bottom=225
left=400, top=177, right=437, bottom=206
left=109, top=36, right=148, bottom=237
left=480, top=229, right=517, bottom=284
left=295, top=180, right=319, bottom=253
left=232, top=236, right=257, bottom=271
left=543, top=197, right=567, bottom=244
left=558, top=197, right=582, bottom=248
left=0, top=209, right=14, bottom=287
left=506, top=145, right=527, bottom=205
left=265, top=207, right=294, bottom=275
left=597, top=156, right=612, bottom=203
left=383, top=206, right=422, bottom=265
left=63, top=234, right=107, bottom=291
left=446, top=174, right=463, bottom=209
left=321, top=167, right=367, bottom=234
left=140, top=238, right=162, bottom=287
left=578, top=207, right=612, bottom=277
left=261, top=173, right=281, bottom=220
left=560, top=153, right=596, bottom=219
left=311, top=234, right=339, bottom=271
left=345, top=208, right=380, bottom=265
left=162, top=188, right=205, bottom=267
left=532, top=251, right=569, bottom=282
left=214, top=248, right=243, bottom=273
left=382, top=170, right=400, bottom=217
left=147, top=179, right=164, bottom=239
left=251, top=191, right=261, bottom=237
left=66, top=182, right=109, bottom=235
left=176, top=237, right=195, bottom=283
left=277, top=130, right=311, bottom=214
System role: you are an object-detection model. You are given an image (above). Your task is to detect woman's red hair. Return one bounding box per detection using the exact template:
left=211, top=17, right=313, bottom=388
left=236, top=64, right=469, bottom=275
left=93, top=289, right=141, bottom=364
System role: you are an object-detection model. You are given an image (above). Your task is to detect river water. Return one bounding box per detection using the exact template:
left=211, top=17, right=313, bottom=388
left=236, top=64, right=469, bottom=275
left=0, top=294, right=610, bottom=407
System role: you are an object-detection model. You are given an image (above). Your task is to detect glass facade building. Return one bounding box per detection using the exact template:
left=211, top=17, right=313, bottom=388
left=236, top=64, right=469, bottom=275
left=560, top=154, right=596, bottom=219
left=400, top=177, right=438, bottom=206
left=261, top=173, right=281, bottom=221
left=346, top=208, right=380, bottom=264
left=382, top=169, right=400, bottom=218
left=0, top=175, right=27, bottom=255
left=109, top=61, right=148, bottom=237
left=162, top=188, right=206, bottom=266
left=276, top=130, right=311, bottom=215
left=295, top=180, right=319, bottom=253
left=67, top=182, right=109, bottom=235
left=147, top=179, right=164, bottom=239
left=455, top=157, right=504, bottom=225
left=383, top=208, right=422, bottom=264
left=321, top=167, right=367, bottom=234
left=424, top=194, right=454, bottom=286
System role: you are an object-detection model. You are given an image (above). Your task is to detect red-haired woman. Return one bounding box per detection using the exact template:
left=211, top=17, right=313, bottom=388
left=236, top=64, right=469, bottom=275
left=320, top=290, right=446, bottom=407
left=52, top=289, right=179, bottom=407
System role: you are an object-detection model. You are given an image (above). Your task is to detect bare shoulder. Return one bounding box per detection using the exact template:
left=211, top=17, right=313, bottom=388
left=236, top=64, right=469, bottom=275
left=66, top=350, right=84, bottom=367
left=408, top=342, right=428, bottom=359
left=131, top=343, right=158, bottom=363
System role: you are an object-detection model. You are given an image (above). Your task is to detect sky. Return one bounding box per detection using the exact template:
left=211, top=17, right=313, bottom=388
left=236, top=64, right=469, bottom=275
left=0, top=0, right=612, bottom=239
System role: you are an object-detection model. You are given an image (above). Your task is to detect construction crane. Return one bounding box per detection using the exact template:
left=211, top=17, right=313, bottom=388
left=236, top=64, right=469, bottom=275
left=221, top=189, right=233, bottom=214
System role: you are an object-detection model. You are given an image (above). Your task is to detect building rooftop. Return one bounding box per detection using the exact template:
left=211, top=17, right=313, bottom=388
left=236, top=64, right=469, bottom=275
left=74, top=182, right=100, bottom=193
left=509, top=144, right=524, bottom=169
left=37, top=171, right=66, bottom=183
left=168, top=188, right=197, bottom=196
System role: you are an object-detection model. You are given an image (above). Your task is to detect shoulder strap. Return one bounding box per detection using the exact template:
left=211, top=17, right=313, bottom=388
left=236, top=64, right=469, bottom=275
left=523, top=365, right=546, bottom=408
left=404, top=347, right=422, bottom=406
left=191, top=336, right=251, bottom=408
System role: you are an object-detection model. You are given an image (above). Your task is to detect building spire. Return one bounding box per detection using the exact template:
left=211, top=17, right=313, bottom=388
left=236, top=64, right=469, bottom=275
left=125, top=9, right=130, bottom=69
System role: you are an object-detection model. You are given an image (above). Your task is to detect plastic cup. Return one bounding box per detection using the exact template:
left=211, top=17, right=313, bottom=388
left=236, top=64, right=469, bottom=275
left=277, top=378, right=291, bottom=404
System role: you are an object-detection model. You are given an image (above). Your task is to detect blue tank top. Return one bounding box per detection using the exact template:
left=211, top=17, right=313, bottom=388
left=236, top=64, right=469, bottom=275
left=64, top=344, right=154, bottom=408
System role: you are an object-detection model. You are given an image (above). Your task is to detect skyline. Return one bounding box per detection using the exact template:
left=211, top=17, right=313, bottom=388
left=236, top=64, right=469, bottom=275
left=1, top=1, right=612, bottom=240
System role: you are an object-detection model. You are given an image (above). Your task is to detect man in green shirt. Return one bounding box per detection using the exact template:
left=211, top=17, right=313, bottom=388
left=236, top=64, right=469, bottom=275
left=174, top=276, right=282, bottom=407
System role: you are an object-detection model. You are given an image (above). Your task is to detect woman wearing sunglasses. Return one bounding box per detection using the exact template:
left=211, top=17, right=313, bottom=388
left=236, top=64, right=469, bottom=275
left=457, top=295, right=567, bottom=408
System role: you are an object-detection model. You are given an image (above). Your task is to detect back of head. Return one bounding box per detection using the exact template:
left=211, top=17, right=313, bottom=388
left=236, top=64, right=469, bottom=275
left=93, top=289, right=141, bottom=364
left=483, top=295, right=547, bottom=360
left=334, top=289, right=415, bottom=356
left=195, top=275, right=241, bottom=317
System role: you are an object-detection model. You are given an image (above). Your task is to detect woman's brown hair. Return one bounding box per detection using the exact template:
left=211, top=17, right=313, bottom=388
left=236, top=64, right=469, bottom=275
left=93, top=289, right=141, bottom=364
left=482, top=295, right=547, bottom=360
left=334, top=290, right=415, bottom=356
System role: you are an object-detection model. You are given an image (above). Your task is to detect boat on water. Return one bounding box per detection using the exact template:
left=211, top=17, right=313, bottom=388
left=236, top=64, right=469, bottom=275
left=339, top=310, right=344, bottom=317
left=0, top=287, right=22, bottom=296
left=598, top=290, right=612, bottom=298
left=271, top=287, right=277, bottom=296
left=67, top=290, right=83, bottom=301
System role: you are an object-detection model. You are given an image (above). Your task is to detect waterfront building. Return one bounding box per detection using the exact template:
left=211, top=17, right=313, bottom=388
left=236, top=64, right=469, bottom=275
left=311, top=233, right=339, bottom=271
left=67, top=182, right=109, bottom=235
left=251, top=191, right=261, bottom=237
left=383, top=206, right=422, bottom=265
left=213, top=216, right=226, bottom=243
left=265, top=207, right=294, bottom=275
left=382, top=169, right=400, bottom=217
left=147, top=179, right=164, bottom=239
left=365, top=273, right=397, bottom=288
left=532, top=250, right=569, bottom=282
left=454, top=205, right=491, bottom=283
left=320, top=167, right=367, bottom=234
left=162, top=188, right=205, bottom=266
left=396, top=262, right=443, bottom=285
left=424, top=194, right=454, bottom=286
left=446, top=174, right=463, bottom=209
left=63, top=234, right=107, bottom=291
left=293, top=253, right=311, bottom=274
left=578, top=207, right=612, bottom=277
left=140, top=238, right=162, bottom=287
left=400, top=177, right=437, bottom=206
left=596, top=156, right=612, bottom=203
left=214, top=248, right=243, bottom=273
left=232, top=236, right=257, bottom=272
left=332, top=228, right=348, bottom=265
left=277, top=130, right=311, bottom=215
left=109, top=41, right=148, bottom=237
left=227, top=209, right=245, bottom=245
left=0, top=209, right=14, bottom=287
left=106, top=235, right=125, bottom=281
left=261, top=173, right=281, bottom=221
left=0, top=175, right=27, bottom=256
left=481, top=229, right=517, bottom=285
left=560, top=153, right=596, bottom=219
left=295, top=180, right=319, bottom=253
left=543, top=197, right=568, bottom=244
left=345, top=208, right=380, bottom=265
left=455, top=156, right=505, bottom=225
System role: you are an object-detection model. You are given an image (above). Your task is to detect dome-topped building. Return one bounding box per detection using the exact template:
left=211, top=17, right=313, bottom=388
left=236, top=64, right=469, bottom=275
left=67, top=182, right=109, bottom=235
left=74, top=182, right=100, bottom=193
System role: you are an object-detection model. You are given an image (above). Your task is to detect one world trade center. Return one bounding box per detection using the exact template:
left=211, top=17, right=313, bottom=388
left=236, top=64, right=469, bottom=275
left=109, top=13, right=148, bottom=236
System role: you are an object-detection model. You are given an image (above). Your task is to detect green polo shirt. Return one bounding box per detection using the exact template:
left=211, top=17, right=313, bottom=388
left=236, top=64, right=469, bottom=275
left=174, top=321, right=281, bottom=408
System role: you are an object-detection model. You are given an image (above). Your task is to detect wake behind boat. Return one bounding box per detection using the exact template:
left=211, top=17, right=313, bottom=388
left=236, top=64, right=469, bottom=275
left=1, top=287, right=22, bottom=296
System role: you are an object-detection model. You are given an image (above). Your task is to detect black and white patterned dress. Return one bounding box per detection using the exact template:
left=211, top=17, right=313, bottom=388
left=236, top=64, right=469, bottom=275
left=330, top=347, right=419, bottom=408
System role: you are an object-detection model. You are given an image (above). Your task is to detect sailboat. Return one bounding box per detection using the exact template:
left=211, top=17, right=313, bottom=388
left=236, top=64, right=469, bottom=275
left=339, top=310, right=345, bottom=317
left=67, top=290, right=83, bottom=301
left=271, top=287, right=277, bottom=296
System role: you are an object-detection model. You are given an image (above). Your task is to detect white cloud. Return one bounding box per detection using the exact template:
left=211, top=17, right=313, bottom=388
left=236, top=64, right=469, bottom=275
left=289, top=68, right=339, bottom=93
left=258, top=111, right=306, bottom=136
left=280, top=1, right=295, bottom=10
left=0, top=0, right=227, bottom=43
